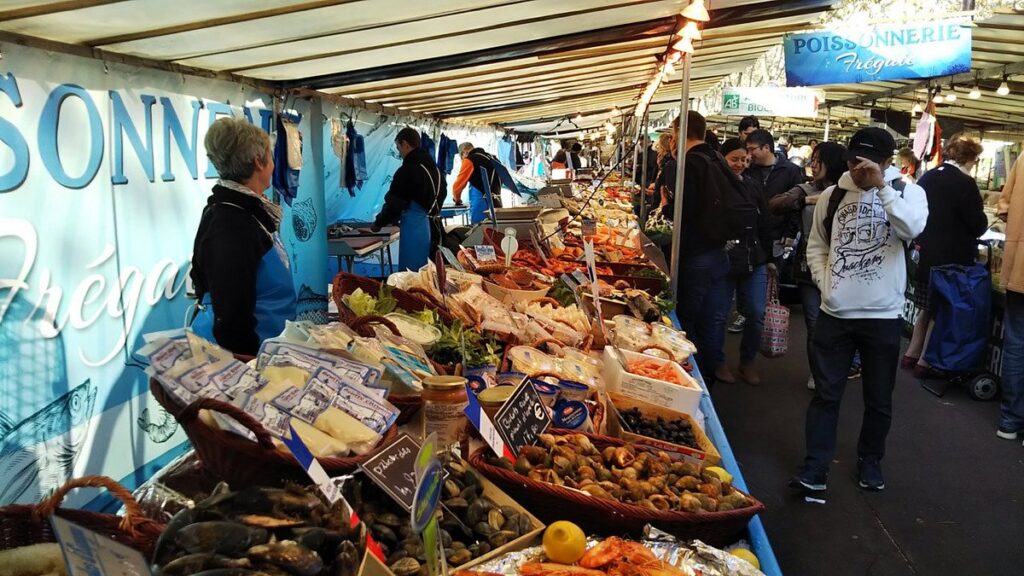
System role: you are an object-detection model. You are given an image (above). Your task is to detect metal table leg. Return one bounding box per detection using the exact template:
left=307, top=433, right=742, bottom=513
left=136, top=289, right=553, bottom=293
left=379, top=245, right=386, bottom=278
left=386, top=241, right=394, bottom=274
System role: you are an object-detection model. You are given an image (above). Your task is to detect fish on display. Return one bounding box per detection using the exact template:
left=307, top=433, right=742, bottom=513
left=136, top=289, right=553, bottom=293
left=0, top=379, right=97, bottom=505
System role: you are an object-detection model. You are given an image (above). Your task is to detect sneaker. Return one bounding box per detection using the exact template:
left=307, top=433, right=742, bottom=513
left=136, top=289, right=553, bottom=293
left=738, top=363, right=761, bottom=386
left=806, top=375, right=816, bottom=390
left=789, top=471, right=828, bottom=503
left=996, top=426, right=1019, bottom=440
left=728, top=314, right=746, bottom=334
left=848, top=365, right=862, bottom=380
left=715, top=364, right=736, bottom=384
left=857, top=459, right=885, bottom=491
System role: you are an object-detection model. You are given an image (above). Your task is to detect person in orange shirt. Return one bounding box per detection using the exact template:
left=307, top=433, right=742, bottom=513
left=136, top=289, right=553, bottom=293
left=452, top=142, right=502, bottom=224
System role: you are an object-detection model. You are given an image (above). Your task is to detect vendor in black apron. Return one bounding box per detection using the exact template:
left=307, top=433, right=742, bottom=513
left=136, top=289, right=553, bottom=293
left=371, top=127, right=446, bottom=270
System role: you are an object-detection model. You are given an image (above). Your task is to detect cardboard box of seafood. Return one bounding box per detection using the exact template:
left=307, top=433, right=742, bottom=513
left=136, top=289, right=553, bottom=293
left=358, top=461, right=544, bottom=576
left=601, top=347, right=703, bottom=417
left=605, top=394, right=720, bottom=467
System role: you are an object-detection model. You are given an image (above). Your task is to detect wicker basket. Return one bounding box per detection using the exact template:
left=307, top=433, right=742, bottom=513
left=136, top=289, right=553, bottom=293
left=332, top=272, right=454, bottom=327
left=151, top=380, right=398, bottom=489
left=0, top=476, right=164, bottom=557
left=468, top=430, right=764, bottom=547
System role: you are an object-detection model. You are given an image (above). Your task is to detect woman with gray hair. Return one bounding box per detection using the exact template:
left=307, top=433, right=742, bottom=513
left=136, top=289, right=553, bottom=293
left=190, top=117, right=296, bottom=355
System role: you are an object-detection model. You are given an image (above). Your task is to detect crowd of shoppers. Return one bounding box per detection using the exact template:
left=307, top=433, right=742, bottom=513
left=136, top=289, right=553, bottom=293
left=654, top=111, right=1017, bottom=496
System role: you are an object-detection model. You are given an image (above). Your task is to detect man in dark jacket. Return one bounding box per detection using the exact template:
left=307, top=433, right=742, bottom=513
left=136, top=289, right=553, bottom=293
left=745, top=129, right=805, bottom=265
left=671, top=111, right=731, bottom=386
left=372, top=127, right=446, bottom=271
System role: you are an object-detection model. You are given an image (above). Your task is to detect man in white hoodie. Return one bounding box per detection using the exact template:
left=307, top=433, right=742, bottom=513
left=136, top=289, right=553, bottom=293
left=792, top=128, right=928, bottom=495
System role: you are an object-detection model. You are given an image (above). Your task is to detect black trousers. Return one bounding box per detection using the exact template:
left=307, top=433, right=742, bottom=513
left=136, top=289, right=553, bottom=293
left=803, top=312, right=902, bottom=474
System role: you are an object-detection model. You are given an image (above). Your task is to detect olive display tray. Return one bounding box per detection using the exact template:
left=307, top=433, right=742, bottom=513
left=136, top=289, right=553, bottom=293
left=605, top=393, right=721, bottom=467
left=359, top=463, right=545, bottom=576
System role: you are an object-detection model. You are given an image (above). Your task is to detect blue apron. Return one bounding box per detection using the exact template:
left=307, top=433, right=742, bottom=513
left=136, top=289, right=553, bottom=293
left=398, top=201, right=430, bottom=272
left=469, top=185, right=492, bottom=225
left=192, top=232, right=297, bottom=346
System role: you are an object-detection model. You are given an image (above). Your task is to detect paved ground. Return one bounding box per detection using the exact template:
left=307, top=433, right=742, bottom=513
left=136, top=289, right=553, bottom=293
left=711, top=308, right=1024, bottom=576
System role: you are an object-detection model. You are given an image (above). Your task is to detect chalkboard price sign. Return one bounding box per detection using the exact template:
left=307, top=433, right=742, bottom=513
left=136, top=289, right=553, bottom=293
left=493, top=378, right=551, bottom=456
left=359, top=433, right=421, bottom=511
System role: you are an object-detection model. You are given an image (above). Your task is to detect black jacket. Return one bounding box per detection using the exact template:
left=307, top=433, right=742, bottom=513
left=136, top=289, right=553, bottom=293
left=654, top=154, right=677, bottom=211
left=680, top=143, right=728, bottom=259
left=190, top=185, right=277, bottom=355
left=914, top=163, right=989, bottom=281
left=745, top=154, right=805, bottom=242
left=467, top=148, right=502, bottom=196
left=375, top=148, right=447, bottom=228
left=553, top=149, right=582, bottom=169
left=727, top=174, right=774, bottom=275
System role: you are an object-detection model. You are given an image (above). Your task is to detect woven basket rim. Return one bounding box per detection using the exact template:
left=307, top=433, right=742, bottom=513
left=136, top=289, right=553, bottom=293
left=468, top=431, right=764, bottom=524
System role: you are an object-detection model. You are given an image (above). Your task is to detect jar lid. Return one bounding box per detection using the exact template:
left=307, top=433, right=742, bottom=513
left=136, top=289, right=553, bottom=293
left=422, top=375, right=468, bottom=390
left=478, top=385, right=515, bottom=405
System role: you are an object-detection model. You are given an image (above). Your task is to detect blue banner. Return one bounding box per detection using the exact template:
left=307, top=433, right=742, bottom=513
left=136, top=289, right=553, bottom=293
left=784, top=20, right=972, bottom=86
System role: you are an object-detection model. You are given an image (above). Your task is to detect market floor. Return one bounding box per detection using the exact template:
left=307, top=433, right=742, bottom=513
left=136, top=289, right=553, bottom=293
left=711, top=309, right=1024, bottom=576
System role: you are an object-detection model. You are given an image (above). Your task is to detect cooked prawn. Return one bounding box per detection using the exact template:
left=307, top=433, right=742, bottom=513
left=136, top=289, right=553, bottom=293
left=520, top=563, right=608, bottom=576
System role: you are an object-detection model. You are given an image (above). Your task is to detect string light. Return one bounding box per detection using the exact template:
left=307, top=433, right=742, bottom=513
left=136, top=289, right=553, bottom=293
left=664, top=60, right=676, bottom=76
left=574, top=112, right=583, bottom=123
left=944, top=89, right=957, bottom=102
left=667, top=51, right=682, bottom=64
left=681, top=0, right=710, bottom=22
left=912, top=102, right=922, bottom=114
left=605, top=121, right=616, bottom=133
left=678, top=21, right=702, bottom=41
left=997, top=77, right=1010, bottom=96
left=969, top=85, right=981, bottom=99
left=672, top=37, right=695, bottom=54
left=611, top=106, right=620, bottom=116
left=932, top=92, right=944, bottom=104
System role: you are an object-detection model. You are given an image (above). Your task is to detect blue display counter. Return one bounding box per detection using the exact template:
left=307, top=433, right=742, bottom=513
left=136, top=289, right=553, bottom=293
left=672, top=314, right=783, bottom=576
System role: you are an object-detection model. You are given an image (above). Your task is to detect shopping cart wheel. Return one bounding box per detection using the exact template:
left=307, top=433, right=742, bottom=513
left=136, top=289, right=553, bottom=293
left=967, top=373, right=999, bottom=401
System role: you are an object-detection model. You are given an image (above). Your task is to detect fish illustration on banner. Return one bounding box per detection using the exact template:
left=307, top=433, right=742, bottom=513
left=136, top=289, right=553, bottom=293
left=0, top=379, right=97, bottom=505
left=137, top=407, right=178, bottom=444
left=292, top=198, right=318, bottom=242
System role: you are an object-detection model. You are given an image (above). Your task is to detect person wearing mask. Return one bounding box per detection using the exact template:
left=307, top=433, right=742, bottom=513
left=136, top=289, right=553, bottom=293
left=771, top=141, right=849, bottom=389
left=191, top=117, right=296, bottom=355
left=710, top=138, right=773, bottom=385
left=997, top=154, right=1024, bottom=442
left=738, top=116, right=760, bottom=142
left=749, top=129, right=806, bottom=269
left=905, top=138, right=989, bottom=377
left=452, top=142, right=502, bottom=224
left=673, top=111, right=731, bottom=386
left=794, top=127, right=928, bottom=495
left=897, top=147, right=921, bottom=183
left=372, top=127, right=446, bottom=271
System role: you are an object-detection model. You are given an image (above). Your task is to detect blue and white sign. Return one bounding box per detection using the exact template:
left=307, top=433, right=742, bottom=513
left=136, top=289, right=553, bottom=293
left=0, top=42, right=326, bottom=510
left=784, top=20, right=972, bottom=86
left=51, top=515, right=153, bottom=576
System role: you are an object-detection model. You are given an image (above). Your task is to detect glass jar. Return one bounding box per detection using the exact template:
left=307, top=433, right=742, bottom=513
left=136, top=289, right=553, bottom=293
left=478, top=385, right=516, bottom=420
left=421, top=376, right=469, bottom=449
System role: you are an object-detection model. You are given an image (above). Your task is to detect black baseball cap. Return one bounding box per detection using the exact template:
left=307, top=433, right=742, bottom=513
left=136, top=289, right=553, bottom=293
left=845, top=127, right=895, bottom=164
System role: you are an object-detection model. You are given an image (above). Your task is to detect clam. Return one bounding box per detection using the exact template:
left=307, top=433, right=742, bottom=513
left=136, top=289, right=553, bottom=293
left=487, top=509, right=505, bottom=531
left=474, top=522, right=497, bottom=538
left=444, top=479, right=462, bottom=499
left=391, top=557, right=421, bottom=576
left=488, top=530, right=518, bottom=548
left=444, top=497, right=470, bottom=514
left=447, top=548, right=472, bottom=565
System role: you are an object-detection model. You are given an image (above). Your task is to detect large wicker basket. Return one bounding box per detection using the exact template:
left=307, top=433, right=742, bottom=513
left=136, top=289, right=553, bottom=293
left=332, top=272, right=454, bottom=327
left=468, top=430, right=764, bottom=547
left=0, top=476, right=164, bottom=557
left=151, top=380, right=398, bottom=489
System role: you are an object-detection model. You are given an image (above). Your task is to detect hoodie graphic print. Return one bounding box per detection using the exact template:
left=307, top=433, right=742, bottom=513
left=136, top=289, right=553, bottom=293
left=807, top=166, right=929, bottom=319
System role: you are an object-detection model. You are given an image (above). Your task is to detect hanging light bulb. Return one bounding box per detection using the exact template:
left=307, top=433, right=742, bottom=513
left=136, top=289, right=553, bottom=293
left=574, top=112, right=583, bottom=123
left=932, top=92, right=944, bottom=104
left=672, top=36, right=695, bottom=54
left=912, top=102, right=922, bottom=114
left=997, top=77, right=1010, bottom=96
left=664, top=60, right=676, bottom=76
left=944, top=90, right=957, bottom=102
left=667, top=51, right=682, bottom=64
left=681, top=0, right=710, bottom=22
left=611, top=106, right=620, bottom=116
left=605, top=122, right=616, bottom=133
left=677, top=20, right=702, bottom=41
left=968, top=85, right=981, bottom=99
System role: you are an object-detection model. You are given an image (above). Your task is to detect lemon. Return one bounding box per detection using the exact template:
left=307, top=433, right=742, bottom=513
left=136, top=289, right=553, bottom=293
left=543, top=521, right=586, bottom=564
left=705, top=466, right=733, bottom=484
left=730, top=548, right=760, bottom=569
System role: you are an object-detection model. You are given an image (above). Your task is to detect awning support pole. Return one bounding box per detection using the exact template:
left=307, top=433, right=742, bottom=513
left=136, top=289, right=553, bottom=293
left=824, top=107, right=831, bottom=142
left=669, top=52, right=692, bottom=300
left=639, top=112, right=651, bottom=226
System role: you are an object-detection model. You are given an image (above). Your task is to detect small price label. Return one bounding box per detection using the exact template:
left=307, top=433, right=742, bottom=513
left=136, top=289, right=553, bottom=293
left=493, top=378, right=551, bottom=456
left=359, top=433, right=421, bottom=511
left=582, top=218, right=597, bottom=237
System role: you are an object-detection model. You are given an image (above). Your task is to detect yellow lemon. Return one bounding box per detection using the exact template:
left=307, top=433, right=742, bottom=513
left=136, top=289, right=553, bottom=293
left=705, top=466, right=733, bottom=484
left=543, top=521, right=587, bottom=564
left=730, top=548, right=760, bottom=569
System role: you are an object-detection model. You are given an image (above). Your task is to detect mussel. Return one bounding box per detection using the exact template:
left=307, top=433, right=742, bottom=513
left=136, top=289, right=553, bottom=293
left=248, top=541, right=324, bottom=576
